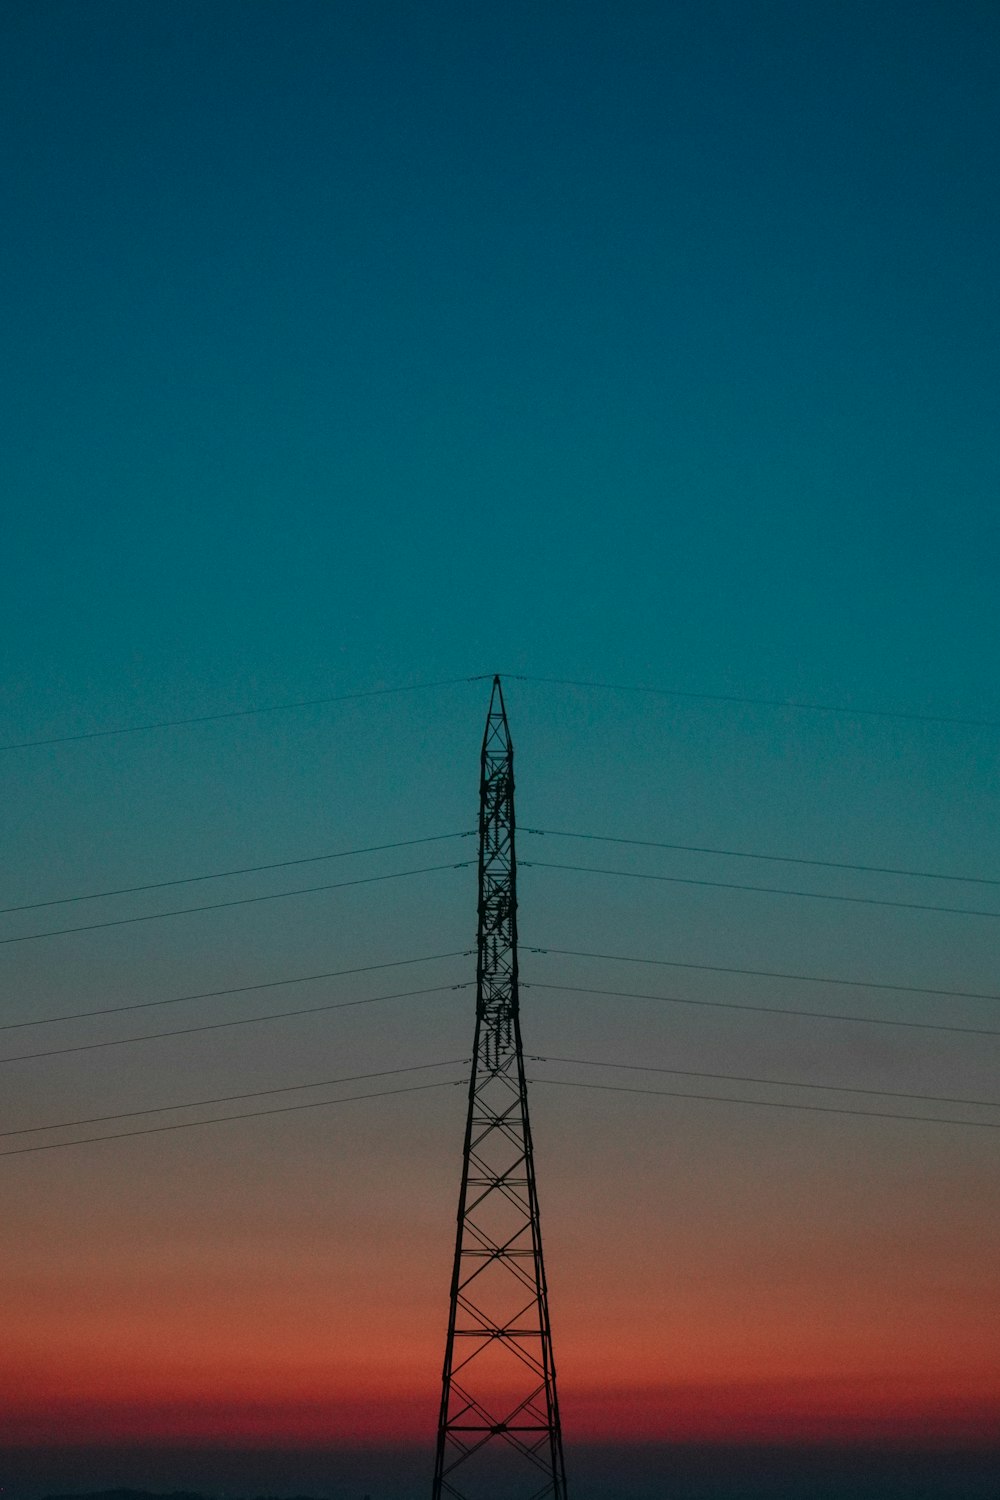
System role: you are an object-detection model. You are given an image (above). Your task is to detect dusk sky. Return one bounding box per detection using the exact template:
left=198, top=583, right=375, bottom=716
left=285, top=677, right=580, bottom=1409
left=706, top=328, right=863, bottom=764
left=2, top=3, right=999, bottom=1497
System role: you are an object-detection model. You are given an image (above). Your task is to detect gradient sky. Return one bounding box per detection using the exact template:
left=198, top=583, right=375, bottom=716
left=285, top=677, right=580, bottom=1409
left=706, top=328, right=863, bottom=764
left=2, top=3, right=999, bottom=1497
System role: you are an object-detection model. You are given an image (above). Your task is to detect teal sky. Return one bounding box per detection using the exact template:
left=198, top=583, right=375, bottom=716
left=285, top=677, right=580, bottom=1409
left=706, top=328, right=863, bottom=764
left=2, top=3, right=999, bottom=1497
left=4, top=0, right=999, bottom=728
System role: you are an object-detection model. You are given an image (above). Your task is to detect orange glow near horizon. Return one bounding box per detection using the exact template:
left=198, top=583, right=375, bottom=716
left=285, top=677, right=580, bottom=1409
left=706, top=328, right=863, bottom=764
left=4, top=1011, right=998, bottom=1467
left=4, top=1130, right=999, bottom=1457
left=3, top=1379, right=998, bottom=1450
left=5, top=1328, right=998, bottom=1448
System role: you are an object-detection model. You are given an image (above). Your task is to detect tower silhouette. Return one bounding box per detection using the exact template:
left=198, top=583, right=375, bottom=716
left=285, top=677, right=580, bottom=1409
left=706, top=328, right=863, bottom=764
left=432, top=677, right=568, bottom=1500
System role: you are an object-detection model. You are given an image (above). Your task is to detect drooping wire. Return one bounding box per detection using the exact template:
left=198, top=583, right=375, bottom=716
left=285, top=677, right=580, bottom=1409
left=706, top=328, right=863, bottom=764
left=11, top=1050, right=990, bottom=1143
left=0, top=981, right=470, bottom=1066
left=1, top=675, right=490, bottom=752
left=8, top=670, right=996, bottom=752
left=1, top=1058, right=470, bottom=1139
left=8, top=968, right=984, bottom=1064
left=522, top=828, right=999, bottom=888
left=6, top=942, right=993, bottom=1039
left=526, top=1054, right=1000, bottom=1110
left=523, top=946, right=1000, bottom=1004
left=0, top=861, right=473, bottom=946
left=507, top=672, right=1000, bottom=731
left=526, top=981, right=1000, bottom=1038
left=3, top=1071, right=994, bottom=1159
left=0, top=1079, right=466, bottom=1158
left=0, top=832, right=475, bottom=915
left=522, top=860, right=1000, bottom=919
left=0, top=951, right=471, bottom=1032
left=7, top=820, right=990, bottom=920
left=529, top=1077, right=1000, bottom=1132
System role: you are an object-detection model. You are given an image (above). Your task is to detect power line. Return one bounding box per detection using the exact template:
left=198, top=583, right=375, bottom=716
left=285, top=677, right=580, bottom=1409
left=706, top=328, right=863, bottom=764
left=7, top=941, right=988, bottom=1042
left=0, top=981, right=470, bottom=1066
left=508, top=673, right=1000, bottom=731
left=527, top=981, right=1000, bottom=1038
left=0, top=951, right=470, bottom=1032
left=526, top=1053, right=1000, bottom=1110
left=8, top=820, right=988, bottom=921
left=1, top=1058, right=469, bottom=1139
left=530, top=1076, right=1000, bottom=1132
left=13, top=1047, right=988, bottom=1145
left=4, top=1070, right=994, bottom=1162
left=523, top=828, right=999, bottom=888
left=0, top=861, right=473, bottom=946
left=7, top=670, right=996, bottom=754
left=0, top=1078, right=465, bottom=1159
left=0, top=832, right=475, bottom=915
left=1, top=675, right=490, bottom=752
left=524, top=946, right=1000, bottom=1005
left=522, top=860, right=1000, bottom=919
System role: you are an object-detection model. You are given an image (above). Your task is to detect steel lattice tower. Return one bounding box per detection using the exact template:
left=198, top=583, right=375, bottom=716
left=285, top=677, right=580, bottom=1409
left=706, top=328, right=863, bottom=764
left=432, top=677, right=568, bottom=1500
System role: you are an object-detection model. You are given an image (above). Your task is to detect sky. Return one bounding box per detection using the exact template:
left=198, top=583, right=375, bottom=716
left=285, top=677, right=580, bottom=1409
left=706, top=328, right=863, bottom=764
left=2, top=2, right=999, bottom=1497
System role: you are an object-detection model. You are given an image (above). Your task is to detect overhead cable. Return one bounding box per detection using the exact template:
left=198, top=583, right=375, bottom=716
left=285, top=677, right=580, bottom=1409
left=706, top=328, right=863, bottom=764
left=0, top=832, right=475, bottom=915
left=1, top=1058, right=469, bottom=1139
left=523, top=828, right=999, bottom=888
left=0, top=1079, right=465, bottom=1158
left=524, top=946, right=1000, bottom=1005
left=0, top=861, right=473, bottom=946
left=1, top=675, right=489, bottom=752
left=0, top=951, right=470, bottom=1033
left=6, top=1073, right=990, bottom=1156
left=522, top=860, right=1000, bottom=919
left=7, top=669, right=995, bottom=754
left=527, top=1053, right=1000, bottom=1110
left=530, top=1076, right=1000, bottom=1132
left=8, top=819, right=987, bottom=920
left=527, top=981, right=1000, bottom=1038
left=507, top=673, right=999, bottom=731
left=12, top=1052, right=989, bottom=1143
left=0, top=981, right=470, bottom=1066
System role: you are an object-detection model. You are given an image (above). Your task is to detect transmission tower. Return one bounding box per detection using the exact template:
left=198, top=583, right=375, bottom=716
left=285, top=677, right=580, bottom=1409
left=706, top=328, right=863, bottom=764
left=432, top=676, right=568, bottom=1500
